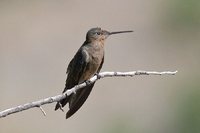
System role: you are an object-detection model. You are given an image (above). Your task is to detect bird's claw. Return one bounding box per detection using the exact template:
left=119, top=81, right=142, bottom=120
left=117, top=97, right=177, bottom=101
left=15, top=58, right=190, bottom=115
left=95, top=73, right=101, bottom=79
left=85, top=80, right=92, bottom=86
left=71, top=88, right=77, bottom=94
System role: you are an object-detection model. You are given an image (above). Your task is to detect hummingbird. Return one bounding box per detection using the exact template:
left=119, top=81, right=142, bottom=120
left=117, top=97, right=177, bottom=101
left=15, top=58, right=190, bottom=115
left=55, top=27, right=133, bottom=119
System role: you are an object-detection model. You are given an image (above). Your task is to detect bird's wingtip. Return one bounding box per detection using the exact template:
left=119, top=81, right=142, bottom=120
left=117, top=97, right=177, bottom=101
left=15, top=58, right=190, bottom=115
left=66, top=112, right=72, bottom=119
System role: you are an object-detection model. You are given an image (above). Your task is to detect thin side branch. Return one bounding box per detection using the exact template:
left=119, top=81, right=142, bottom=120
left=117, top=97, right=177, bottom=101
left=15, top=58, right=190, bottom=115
left=39, top=106, right=46, bottom=116
left=0, top=70, right=177, bottom=118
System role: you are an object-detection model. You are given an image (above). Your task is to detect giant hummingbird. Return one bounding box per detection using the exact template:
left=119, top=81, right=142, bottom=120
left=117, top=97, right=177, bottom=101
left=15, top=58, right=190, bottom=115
left=55, top=27, right=133, bottom=119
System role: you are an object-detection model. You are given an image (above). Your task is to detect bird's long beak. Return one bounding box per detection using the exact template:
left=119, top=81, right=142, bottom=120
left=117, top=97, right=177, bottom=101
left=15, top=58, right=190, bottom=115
left=109, top=30, right=133, bottom=35
left=102, top=30, right=133, bottom=39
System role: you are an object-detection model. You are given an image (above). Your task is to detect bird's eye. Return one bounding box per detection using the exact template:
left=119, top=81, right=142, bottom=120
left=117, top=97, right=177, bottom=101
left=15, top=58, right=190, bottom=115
left=96, top=32, right=101, bottom=35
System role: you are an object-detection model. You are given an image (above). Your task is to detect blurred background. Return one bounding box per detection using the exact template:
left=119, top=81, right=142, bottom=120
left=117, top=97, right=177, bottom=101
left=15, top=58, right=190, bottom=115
left=0, top=0, right=199, bottom=133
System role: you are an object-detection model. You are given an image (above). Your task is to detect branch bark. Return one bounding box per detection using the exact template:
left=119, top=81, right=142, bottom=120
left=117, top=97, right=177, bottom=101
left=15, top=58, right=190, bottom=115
left=0, top=70, right=177, bottom=118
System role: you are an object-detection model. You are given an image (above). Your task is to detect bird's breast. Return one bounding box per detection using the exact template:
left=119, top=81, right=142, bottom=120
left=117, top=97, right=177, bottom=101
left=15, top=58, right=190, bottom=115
left=80, top=45, right=104, bottom=82
left=89, top=45, right=104, bottom=66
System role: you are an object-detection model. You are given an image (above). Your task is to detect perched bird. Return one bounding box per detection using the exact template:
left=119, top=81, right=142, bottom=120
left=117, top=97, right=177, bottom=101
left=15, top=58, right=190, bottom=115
left=55, top=27, right=133, bottom=119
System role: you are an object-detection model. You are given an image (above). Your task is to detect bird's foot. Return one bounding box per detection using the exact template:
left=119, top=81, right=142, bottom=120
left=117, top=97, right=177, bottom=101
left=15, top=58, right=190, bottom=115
left=67, top=88, right=76, bottom=95
left=95, top=73, right=101, bottom=79
left=85, top=80, right=92, bottom=86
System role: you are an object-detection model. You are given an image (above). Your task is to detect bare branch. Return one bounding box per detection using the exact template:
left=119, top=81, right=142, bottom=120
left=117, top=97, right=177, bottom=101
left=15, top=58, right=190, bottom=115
left=0, top=70, right=177, bottom=118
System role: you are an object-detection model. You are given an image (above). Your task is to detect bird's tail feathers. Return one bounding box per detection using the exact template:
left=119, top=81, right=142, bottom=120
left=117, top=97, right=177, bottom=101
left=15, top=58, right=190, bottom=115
left=66, top=83, right=95, bottom=119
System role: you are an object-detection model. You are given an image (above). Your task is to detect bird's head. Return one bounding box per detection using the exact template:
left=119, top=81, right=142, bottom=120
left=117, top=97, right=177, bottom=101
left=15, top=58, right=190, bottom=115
left=86, top=27, right=133, bottom=42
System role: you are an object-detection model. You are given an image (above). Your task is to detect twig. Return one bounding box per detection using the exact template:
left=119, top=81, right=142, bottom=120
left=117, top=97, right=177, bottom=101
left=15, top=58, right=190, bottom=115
left=0, top=70, right=177, bottom=118
left=38, top=106, right=46, bottom=116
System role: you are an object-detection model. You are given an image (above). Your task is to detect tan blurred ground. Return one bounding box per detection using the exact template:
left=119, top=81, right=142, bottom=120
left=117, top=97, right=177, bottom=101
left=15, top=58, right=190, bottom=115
left=0, top=0, right=200, bottom=133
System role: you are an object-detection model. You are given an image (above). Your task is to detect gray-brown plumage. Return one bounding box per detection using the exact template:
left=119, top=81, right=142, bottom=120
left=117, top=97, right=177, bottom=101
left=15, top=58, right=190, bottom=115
left=55, top=27, right=133, bottom=119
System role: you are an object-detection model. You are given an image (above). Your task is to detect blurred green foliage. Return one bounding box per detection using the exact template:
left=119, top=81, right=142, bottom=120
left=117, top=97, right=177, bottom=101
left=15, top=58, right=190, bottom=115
left=100, top=117, right=136, bottom=133
left=176, top=80, right=200, bottom=133
left=166, top=0, right=200, bottom=30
